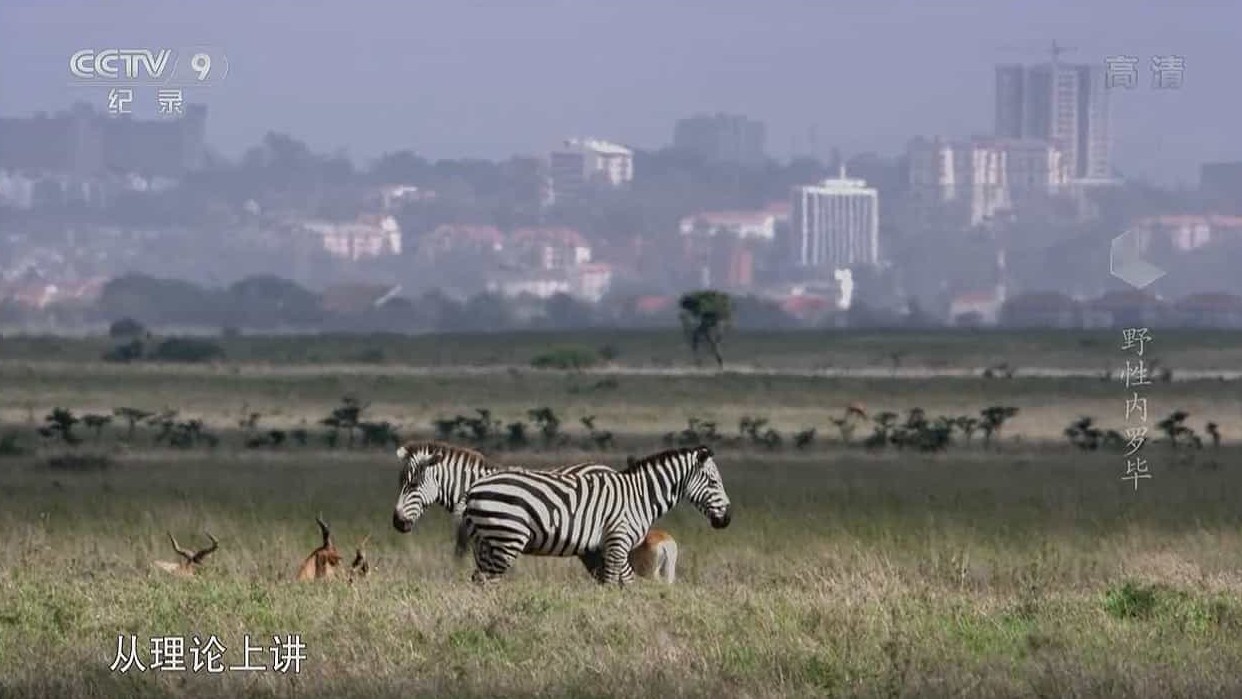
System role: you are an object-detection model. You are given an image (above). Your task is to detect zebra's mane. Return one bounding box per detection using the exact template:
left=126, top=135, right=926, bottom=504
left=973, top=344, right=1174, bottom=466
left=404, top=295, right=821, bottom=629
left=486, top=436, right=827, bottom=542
left=400, top=440, right=496, bottom=466
left=627, top=446, right=708, bottom=470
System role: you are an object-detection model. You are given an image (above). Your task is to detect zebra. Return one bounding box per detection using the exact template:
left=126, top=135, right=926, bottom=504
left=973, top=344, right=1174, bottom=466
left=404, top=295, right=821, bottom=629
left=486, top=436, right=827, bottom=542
left=457, top=445, right=731, bottom=587
left=578, top=455, right=679, bottom=584
left=390, top=440, right=618, bottom=572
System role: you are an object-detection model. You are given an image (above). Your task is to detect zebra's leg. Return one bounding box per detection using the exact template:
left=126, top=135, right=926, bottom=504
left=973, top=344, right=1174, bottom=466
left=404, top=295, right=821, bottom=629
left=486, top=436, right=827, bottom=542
left=451, top=503, right=470, bottom=559
left=600, top=536, right=637, bottom=588
left=471, top=535, right=524, bottom=586
left=614, top=559, right=637, bottom=588
left=579, top=549, right=606, bottom=581
left=470, top=537, right=499, bottom=586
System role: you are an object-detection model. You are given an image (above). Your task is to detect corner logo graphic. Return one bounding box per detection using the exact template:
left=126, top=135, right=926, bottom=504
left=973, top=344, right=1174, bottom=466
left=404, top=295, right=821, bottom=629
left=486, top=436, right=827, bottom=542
left=1110, top=228, right=1165, bottom=289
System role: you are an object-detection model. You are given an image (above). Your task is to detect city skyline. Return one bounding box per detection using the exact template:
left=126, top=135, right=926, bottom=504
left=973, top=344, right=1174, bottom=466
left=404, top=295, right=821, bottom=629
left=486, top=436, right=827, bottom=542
left=1, top=0, right=1237, bottom=187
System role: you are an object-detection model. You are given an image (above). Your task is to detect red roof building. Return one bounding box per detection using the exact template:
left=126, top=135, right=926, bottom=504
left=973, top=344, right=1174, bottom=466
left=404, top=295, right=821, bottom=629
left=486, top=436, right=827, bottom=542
left=778, top=293, right=834, bottom=322
left=633, top=295, right=675, bottom=315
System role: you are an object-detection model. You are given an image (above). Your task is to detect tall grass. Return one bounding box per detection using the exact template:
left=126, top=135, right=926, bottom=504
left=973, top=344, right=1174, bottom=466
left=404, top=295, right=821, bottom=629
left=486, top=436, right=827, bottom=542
left=2, top=445, right=1241, bottom=698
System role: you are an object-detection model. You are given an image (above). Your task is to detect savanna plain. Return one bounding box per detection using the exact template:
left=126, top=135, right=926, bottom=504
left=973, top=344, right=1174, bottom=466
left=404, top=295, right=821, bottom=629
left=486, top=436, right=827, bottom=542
left=2, top=329, right=1241, bottom=699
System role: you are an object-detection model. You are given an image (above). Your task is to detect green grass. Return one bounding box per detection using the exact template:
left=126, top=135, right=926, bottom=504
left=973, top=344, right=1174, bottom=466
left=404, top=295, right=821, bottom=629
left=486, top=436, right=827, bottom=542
left=2, top=332, right=1241, bottom=697
left=2, top=447, right=1241, bottom=698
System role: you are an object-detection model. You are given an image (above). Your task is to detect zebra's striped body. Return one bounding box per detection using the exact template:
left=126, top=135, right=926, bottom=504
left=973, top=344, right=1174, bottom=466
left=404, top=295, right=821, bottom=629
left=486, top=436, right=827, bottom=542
left=458, top=445, right=731, bottom=586
left=391, top=441, right=614, bottom=564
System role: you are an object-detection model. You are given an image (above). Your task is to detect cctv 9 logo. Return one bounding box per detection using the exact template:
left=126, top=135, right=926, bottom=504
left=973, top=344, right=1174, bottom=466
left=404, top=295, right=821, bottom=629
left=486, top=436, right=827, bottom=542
left=69, top=47, right=229, bottom=86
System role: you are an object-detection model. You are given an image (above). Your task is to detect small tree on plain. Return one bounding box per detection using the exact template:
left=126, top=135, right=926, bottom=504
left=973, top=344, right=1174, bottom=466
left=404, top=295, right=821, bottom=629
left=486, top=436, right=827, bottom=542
left=980, top=406, right=1019, bottom=448
left=39, top=408, right=81, bottom=446
left=113, top=407, right=153, bottom=440
left=82, top=414, right=113, bottom=442
left=108, top=317, right=147, bottom=339
left=678, top=290, right=732, bottom=369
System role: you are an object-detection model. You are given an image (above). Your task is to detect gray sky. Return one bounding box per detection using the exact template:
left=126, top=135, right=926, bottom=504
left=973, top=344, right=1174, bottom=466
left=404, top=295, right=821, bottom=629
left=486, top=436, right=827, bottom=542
left=2, top=0, right=1237, bottom=186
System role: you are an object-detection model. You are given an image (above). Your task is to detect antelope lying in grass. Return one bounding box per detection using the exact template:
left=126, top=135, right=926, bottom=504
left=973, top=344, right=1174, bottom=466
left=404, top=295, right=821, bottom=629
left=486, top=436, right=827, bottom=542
left=579, top=456, right=680, bottom=584
left=295, top=515, right=371, bottom=582
left=153, top=532, right=219, bottom=577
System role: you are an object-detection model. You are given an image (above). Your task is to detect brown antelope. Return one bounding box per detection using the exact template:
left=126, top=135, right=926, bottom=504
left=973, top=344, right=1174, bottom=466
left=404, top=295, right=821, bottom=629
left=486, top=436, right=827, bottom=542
left=628, top=528, right=678, bottom=583
left=153, top=532, right=219, bottom=577
left=295, top=515, right=343, bottom=581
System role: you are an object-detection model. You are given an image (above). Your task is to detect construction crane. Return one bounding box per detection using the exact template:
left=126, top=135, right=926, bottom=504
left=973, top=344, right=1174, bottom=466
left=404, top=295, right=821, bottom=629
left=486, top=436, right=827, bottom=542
left=1048, top=40, right=1077, bottom=66
left=996, top=40, right=1079, bottom=68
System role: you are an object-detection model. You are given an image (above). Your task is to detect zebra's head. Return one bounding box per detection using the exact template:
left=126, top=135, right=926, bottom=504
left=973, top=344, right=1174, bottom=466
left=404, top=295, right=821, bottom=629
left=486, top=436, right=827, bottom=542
left=683, top=445, right=732, bottom=529
left=392, top=442, right=445, bottom=533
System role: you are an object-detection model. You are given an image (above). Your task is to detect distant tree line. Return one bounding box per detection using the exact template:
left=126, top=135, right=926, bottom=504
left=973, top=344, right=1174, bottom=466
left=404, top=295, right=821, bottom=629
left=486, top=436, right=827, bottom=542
left=44, top=273, right=922, bottom=336
left=0, top=272, right=938, bottom=337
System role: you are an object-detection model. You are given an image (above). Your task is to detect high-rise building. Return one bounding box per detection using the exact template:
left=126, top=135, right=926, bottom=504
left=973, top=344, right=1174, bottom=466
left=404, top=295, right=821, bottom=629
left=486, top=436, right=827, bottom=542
left=672, top=113, right=767, bottom=166
left=547, top=138, right=633, bottom=204
left=790, top=166, right=879, bottom=271
left=906, top=136, right=1010, bottom=227
left=1074, top=64, right=1111, bottom=181
left=906, top=135, right=1070, bottom=227
left=994, top=61, right=1110, bottom=180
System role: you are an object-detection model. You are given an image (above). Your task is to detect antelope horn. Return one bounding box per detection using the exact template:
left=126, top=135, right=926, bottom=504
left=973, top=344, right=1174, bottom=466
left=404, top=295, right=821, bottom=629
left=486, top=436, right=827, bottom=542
left=168, top=532, right=195, bottom=562
left=192, top=532, right=219, bottom=563
left=316, top=514, right=332, bottom=548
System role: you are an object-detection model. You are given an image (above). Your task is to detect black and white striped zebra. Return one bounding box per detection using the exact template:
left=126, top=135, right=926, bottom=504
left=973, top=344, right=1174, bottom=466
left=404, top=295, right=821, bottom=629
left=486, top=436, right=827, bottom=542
left=457, top=445, right=732, bottom=586
left=390, top=440, right=615, bottom=564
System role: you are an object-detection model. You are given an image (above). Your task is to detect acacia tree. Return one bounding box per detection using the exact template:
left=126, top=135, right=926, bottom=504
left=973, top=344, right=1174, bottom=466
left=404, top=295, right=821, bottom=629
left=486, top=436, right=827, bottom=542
left=678, top=290, right=732, bottom=369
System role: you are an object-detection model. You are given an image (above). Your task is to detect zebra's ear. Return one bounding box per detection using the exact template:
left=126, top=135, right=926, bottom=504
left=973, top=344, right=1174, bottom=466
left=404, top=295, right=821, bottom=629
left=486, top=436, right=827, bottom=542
left=693, top=445, right=712, bottom=464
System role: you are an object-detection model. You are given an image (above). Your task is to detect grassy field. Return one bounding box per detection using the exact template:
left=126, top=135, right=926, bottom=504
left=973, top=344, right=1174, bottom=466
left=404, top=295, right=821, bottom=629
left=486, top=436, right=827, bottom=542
left=4, top=327, right=1242, bottom=371
left=1, top=357, right=1237, bottom=443
left=2, top=331, right=1241, bottom=698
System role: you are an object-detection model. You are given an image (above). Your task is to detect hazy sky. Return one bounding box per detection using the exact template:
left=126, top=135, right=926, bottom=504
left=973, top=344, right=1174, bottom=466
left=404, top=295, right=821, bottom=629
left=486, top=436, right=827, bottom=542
left=2, top=0, right=1237, bottom=186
